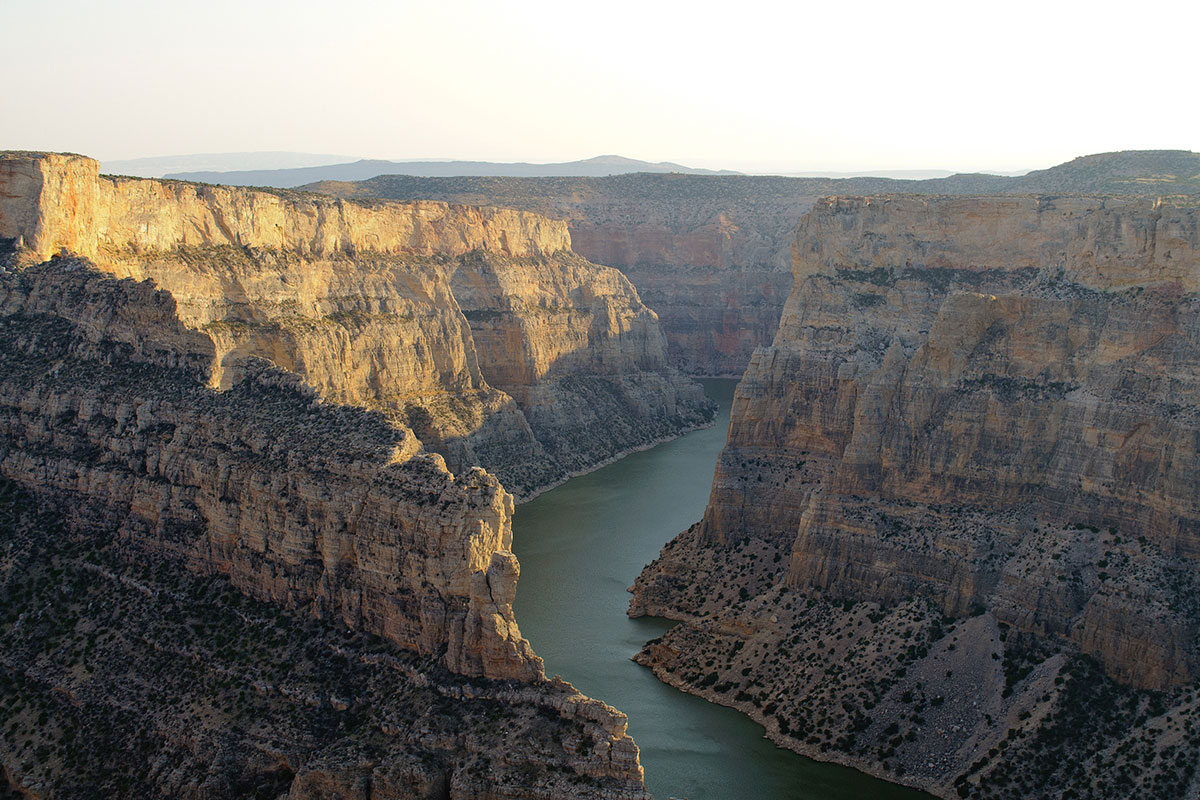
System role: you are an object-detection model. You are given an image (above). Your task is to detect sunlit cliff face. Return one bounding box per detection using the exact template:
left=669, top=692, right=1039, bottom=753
left=631, top=193, right=1200, bottom=798
left=0, top=151, right=713, bottom=499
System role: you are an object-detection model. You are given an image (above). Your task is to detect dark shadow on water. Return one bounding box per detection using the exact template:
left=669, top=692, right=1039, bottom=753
left=512, top=379, right=930, bottom=800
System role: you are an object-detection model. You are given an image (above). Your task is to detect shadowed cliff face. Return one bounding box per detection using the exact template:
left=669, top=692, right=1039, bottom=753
left=0, top=260, right=539, bottom=683
left=630, top=196, right=1200, bottom=798
left=448, top=250, right=712, bottom=476
left=0, top=259, right=650, bottom=798
left=560, top=192, right=802, bottom=376
left=0, top=152, right=713, bottom=499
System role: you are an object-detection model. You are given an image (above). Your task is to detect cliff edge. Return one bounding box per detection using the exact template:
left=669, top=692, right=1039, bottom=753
left=631, top=195, right=1200, bottom=798
left=0, top=151, right=713, bottom=499
left=0, top=258, right=649, bottom=798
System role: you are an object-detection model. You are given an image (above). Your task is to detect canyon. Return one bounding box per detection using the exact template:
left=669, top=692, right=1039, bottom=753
left=4, top=147, right=1200, bottom=799
left=0, top=152, right=712, bottom=499
left=630, top=194, right=1200, bottom=798
left=304, top=150, right=1200, bottom=377
left=0, top=257, right=648, bottom=798
left=0, top=150, right=697, bottom=798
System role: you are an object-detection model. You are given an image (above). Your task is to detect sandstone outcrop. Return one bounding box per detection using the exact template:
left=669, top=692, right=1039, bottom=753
left=631, top=195, right=1200, bottom=798
left=0, top=259, right=538, bottom=682
left=448, top=250, right=710, bottom=475
left=305, top=174, right=809, bottom=375
left=306, top=151, right=1200, bottom=377
left=0, top=151, right=712, bottom=498
left=0, top=258, right=649, bottom=798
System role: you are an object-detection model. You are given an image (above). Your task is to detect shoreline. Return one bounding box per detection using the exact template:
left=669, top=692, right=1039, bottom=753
left=633, top=646, right=943, bottom=799
left=513, top=413, right=719, bottom=505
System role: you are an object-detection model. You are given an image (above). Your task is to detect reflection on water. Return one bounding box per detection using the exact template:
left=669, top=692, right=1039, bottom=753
left=512, top=379, right=929, bottom=800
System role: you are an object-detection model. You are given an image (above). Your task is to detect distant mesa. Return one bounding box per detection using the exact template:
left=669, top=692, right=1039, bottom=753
left=1010, top=149, right=1200, bottom=194
left=101, top=150, right=359, bottom=178
left=158, top=153, right=741, bottom=188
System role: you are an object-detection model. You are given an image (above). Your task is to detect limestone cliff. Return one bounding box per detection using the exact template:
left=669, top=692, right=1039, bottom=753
left=0, top=152, right=570, bottom=264
left=0, top=259, right=539, bottom=682
left=631, top=196, right=1200, bottom=798
left=448, top=249, right=710, bottom=475
left=0, top=151, right=712, bottom=498
left=305, top=174, right=808, bottom=375
left=553, top=180, right=798, bottom=377
left=0, top=258, right=648, bottom=798
left=306, top=152, right=1200, bottom=377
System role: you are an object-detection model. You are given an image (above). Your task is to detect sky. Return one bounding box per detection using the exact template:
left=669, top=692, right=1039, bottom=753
left=3, top=0, right=1198, bottom=173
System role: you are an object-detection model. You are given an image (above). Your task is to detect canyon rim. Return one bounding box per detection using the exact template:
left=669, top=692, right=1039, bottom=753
left=2, top=144, right=1200, bottom=799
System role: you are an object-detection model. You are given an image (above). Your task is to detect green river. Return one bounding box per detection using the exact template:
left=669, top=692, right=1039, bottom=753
left=511, top=379, right=929, bottom=800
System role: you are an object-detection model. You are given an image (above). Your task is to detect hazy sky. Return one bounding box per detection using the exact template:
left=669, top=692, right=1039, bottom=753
left=4, top=0, right=1197, bottom=172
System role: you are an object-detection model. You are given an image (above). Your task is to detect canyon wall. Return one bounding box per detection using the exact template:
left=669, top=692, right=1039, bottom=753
left=0, top=152, right=570, bottom=263
left=0, top=259, right=539, bottom=683
left=305, top=174, right=813, bottom=375
left=0, top=152, right=712, bottom=498
left=305, top=151, right=1200, bottom=377
left=448, top=250, right=709, bottom=474
left=630, top=195, right=1200, bottom=798
left=554, top=179, right=801, bottom=377
left=0, top=258, right=649, bottom=798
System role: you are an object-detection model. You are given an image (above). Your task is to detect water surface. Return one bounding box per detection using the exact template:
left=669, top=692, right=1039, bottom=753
left=512, top=379, right=928, bottom=800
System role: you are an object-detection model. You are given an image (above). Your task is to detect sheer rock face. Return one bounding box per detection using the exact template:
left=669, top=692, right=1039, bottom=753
left=306, top=174, right=808, bottom=376
left=0, top=258, right=650, bottom=798
left=631, top=196, right=1200, bottom=797
left=795, top=195, right=1200, bottom=291
left=0, top=152, right=570, bottom=263
left=92, top=243, right=556, bottom=496
left=565, top=199, right=801, bottom=376
left=447, top=251, right=712, bottom=477
left=616, top=264, right=793, bottom=377
left=0, top=260, right=539, bottom=683
left=0, top=151, right=712, bottom=498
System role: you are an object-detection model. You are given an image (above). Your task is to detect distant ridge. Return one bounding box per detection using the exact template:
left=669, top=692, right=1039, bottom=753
left=302, top=150, right=1200, bottom=212
left=163, top=154, right=741, bottom=187
left=775, top=169, right=963, bottom=179
left=102, top=151, right=357, bottom=178
left=1008, top=150, right=1200, bottom=194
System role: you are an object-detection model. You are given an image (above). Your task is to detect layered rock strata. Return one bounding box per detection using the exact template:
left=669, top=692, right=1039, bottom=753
left=0, top=259, right=539, bottom=681
left=0, top=152, right=572, bottom=264
left=0, top=258, right=648, bottom=798
left=447, top=249, right=710, bottom=475
left=306, top=151, right=1200, bottom=376
left=631, top=195, right=1200, bottom=798
left=305, top=174, right=810, bottom=375
left=0, top=151, right=712, bottom=498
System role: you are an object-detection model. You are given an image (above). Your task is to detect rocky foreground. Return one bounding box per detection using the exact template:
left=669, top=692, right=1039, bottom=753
left=0, top=151, right=668, bottom=797
left=631, top=195, right=1200, bottom=799
left=0, top=258, right=649, bottom=799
